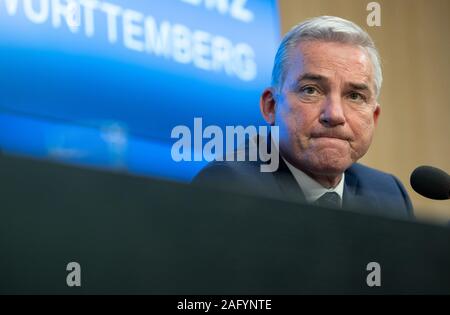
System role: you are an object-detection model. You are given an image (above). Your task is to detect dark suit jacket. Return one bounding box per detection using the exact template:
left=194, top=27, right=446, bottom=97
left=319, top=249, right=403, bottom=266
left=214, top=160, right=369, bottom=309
left=192, top=155, right=414, bottom=220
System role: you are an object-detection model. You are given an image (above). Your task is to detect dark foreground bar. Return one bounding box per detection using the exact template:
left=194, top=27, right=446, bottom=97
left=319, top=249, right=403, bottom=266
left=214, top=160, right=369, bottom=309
left=0, top=154, right=449, bottom=294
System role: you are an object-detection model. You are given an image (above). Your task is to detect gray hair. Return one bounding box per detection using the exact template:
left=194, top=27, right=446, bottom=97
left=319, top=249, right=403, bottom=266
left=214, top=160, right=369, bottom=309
left=272, top=16, right=382, bottom=98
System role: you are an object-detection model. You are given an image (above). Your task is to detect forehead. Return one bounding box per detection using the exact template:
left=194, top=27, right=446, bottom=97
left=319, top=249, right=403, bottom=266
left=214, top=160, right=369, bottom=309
left=286, top=40, right=374, bottom=86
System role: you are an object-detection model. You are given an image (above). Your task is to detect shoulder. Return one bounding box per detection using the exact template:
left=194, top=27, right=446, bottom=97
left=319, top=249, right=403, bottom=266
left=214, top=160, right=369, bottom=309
left=191, top=154, right=290, bottom=200
left=192, top=140, right=270, bottom=183
left=193, top=159, right=262, bottom=180
left=347, top=163, right=405, bottom=190
left=348, top=163, right=394, bottom=180
left=192, top=159, right=269, bottom=192
left=347, top=163, right=414, bottom=218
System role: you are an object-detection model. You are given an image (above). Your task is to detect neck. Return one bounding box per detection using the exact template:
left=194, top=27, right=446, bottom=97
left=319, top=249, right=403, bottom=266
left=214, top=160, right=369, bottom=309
left=301, top=170, right=343, bottom=188
left=280, top=154, right=343, bottom=188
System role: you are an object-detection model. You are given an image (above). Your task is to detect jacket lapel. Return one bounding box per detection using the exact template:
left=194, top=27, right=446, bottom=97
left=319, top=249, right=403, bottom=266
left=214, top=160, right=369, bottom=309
left=343, top=167, right=359, bottom=207
left=343, top=165, right=380, bottom=213
left=273, top=157, right=307, bottom=204
left=260, top=133, right=306, bottom=204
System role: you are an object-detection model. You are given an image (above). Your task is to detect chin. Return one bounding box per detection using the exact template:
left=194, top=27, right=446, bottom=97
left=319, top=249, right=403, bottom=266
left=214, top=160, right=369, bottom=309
left=314, top=164, right=349, bottom=176
left=305, top=155, right=353, bottom=176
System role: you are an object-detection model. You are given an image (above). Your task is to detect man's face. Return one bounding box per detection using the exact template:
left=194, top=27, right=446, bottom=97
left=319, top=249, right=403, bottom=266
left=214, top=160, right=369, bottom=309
left=264, top=40, right=380, bottom=178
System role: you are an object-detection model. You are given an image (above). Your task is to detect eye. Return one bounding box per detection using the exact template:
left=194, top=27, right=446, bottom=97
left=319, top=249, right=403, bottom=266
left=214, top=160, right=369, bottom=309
left=348, top=92, right=366, bottom=102
left=300, top=86, right=320, bottom=95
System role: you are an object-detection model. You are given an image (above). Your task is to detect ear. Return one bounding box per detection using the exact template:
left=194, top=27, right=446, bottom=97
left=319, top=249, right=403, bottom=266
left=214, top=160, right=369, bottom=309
left=373, top=103, right=381, bottom=126
left=260, top=88, right=277, bottom=125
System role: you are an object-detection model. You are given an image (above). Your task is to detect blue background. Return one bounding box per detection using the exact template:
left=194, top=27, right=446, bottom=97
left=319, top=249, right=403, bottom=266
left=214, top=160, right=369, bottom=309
left=0, top=0, right=280, bottom=181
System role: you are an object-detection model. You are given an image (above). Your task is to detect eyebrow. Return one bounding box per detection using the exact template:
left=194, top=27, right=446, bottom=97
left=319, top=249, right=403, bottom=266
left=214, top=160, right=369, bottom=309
left=297, top=73, right=327, bottom=83
left=348, top=82, right=370, bottom=92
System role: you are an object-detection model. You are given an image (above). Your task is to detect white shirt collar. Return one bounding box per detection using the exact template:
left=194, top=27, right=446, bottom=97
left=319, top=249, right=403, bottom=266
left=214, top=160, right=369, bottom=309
left=282, top=157, right=345, bottom=205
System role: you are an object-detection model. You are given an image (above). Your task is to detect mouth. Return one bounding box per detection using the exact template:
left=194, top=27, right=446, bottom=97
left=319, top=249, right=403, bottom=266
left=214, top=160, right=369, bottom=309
left=311, top=135, right=350, bottom=141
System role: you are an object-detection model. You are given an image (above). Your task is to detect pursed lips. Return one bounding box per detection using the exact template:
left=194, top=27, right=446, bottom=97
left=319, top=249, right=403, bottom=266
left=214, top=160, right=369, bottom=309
left=310, top=134, right=351, bottom=141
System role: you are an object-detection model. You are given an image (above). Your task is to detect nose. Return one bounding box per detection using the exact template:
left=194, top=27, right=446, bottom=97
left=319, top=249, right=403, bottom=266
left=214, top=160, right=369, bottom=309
left=319, top=95, right=346, bottom=127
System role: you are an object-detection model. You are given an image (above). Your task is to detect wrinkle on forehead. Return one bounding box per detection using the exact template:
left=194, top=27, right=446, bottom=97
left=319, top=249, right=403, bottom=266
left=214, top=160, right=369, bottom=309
left=287, top=41, right=374, bottom=91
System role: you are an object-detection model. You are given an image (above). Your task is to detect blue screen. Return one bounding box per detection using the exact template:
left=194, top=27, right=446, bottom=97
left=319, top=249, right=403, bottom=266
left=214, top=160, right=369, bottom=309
left=0, top=0, right=280, bottom=181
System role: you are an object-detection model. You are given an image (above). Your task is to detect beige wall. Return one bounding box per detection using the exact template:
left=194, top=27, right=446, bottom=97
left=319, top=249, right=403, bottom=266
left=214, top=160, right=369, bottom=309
left=278, top=0, right=450, bottom=223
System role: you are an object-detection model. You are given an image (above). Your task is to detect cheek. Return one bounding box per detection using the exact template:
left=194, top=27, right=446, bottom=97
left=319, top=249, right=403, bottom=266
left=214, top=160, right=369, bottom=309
left=349, top=113, right=376, bottom=152
left=278, top=102, right=315, bottom=136
left=280, top=111, right=313, bottom=152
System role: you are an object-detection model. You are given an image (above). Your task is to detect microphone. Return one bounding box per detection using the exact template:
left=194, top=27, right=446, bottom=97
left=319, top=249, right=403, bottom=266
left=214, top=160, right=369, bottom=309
left=410, top=166, right=450, bottom=200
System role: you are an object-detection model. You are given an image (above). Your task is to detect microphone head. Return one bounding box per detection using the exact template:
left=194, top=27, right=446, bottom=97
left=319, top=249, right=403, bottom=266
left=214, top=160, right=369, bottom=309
left=410, top=166, right=450, bottom=200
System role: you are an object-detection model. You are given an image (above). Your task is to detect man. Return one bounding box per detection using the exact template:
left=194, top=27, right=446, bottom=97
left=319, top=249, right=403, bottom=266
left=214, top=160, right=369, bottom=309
left=193, top=16, right=413, bottom=219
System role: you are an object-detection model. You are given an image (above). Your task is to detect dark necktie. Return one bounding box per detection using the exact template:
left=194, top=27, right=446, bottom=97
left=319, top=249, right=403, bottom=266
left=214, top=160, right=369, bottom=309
left=313, top=192, right=342, bottom=208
